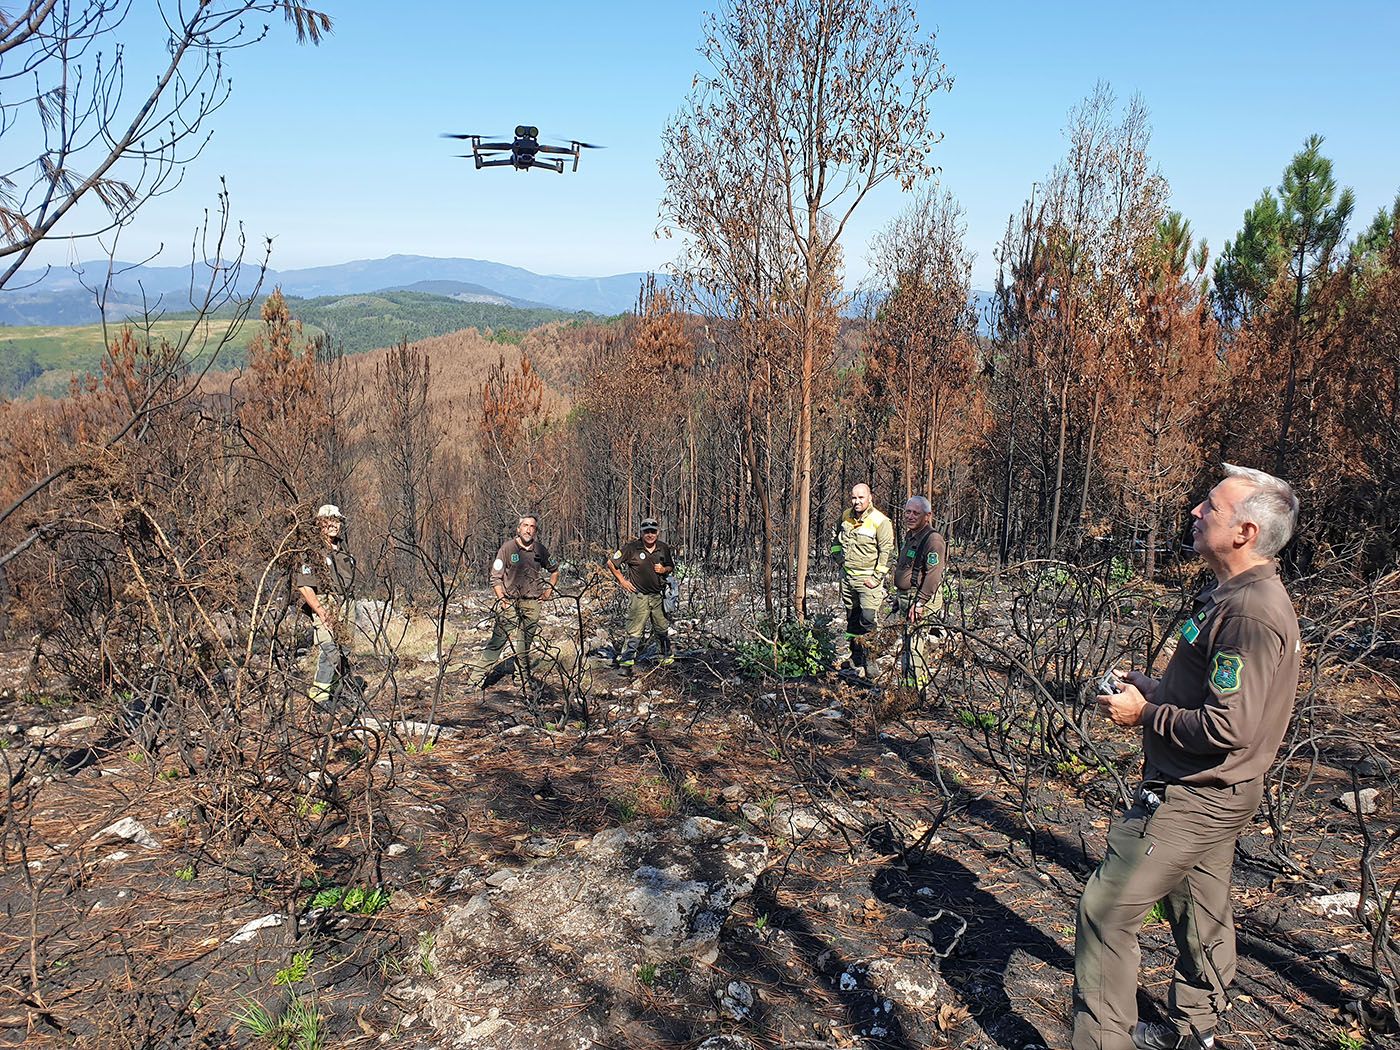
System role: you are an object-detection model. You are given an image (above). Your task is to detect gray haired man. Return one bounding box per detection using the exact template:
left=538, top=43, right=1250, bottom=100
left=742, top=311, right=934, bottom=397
left=891, top=495, right=947, bottom=688
left=1072, top=465, right=1301, bottom=1050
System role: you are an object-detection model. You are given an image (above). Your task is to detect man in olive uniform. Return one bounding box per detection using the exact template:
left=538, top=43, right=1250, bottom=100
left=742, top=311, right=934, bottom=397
left=469, top=514, right=560, bottom=687
left=607, top=516, right=676, bottom=668
left=1072, top=465, right=1301, bottom=1050
left=295, top=504, right=357, bottom=708
left=891, top=495, right=947, bottom=688
left=830, top=483, right=894, bottom=677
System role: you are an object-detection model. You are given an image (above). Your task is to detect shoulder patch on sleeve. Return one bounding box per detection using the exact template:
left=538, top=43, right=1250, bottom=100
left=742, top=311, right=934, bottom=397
left=612, top=549, right=623, bottom=560
left=1210, top=652, right=1243, bottom=694
left=927, top=551, right=940, bottom=567
left=492, top=559, right=504, bottom=572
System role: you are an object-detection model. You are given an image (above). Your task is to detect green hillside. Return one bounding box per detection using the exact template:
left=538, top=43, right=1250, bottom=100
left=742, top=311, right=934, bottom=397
left=0, top=291, right=592, bottom=398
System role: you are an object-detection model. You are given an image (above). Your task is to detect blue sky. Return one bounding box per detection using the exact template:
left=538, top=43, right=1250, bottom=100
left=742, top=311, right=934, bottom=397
left=22, top=1, right=1400, bottom=291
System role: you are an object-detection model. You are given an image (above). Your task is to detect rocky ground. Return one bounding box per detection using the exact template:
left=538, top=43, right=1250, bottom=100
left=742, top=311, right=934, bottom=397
left=0, top=568, right=1397, bottom=1049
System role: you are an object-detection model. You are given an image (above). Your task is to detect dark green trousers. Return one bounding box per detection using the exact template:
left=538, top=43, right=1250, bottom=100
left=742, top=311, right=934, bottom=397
left=620, top=591, right=669, bottom=661
left=470, top=598, right=540, bottom=682
left=840, top=575, right=884, bottom=669
left=1071, top=776, right=1264, bottom=1049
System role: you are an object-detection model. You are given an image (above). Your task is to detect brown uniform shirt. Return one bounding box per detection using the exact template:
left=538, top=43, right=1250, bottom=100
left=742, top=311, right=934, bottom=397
left=609, top=539, right=674, bottom=595
left=1142, top=560, right=1300, bottom=788
left=294, top=545, right=356, bottom=611
left=490, top=537, right=559, bottom=599
left=892, top=525, right=946, bottom=600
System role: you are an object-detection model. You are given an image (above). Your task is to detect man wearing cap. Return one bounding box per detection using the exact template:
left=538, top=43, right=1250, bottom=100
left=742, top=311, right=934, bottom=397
left=1072, top=464, right=1302, bottom=1050
left=892, top=495, right=947, bottom=688
left=607, top=517, right=676, bottom=668
left=470, top=514, right=560, bottom=687
left=830, top=483, right=894, bottom=678
left=295, top=504, right=357, bottom=708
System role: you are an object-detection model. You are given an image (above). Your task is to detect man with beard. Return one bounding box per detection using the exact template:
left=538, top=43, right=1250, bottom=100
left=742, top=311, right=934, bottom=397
left=469, top=514, right=559, bottom=688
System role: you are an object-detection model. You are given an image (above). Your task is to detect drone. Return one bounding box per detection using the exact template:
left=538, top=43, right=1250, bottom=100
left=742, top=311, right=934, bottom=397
left=443, top=125, right=602, bottom=174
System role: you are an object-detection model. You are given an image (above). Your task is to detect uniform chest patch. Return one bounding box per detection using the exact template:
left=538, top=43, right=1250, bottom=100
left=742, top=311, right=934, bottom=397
left=1210, top=652, right=1243, bottom=694
left=1181, top=617, right=1201, bottom=644
left=510, top=552, right=520, bottom=564
left=905, top=548, right=916, bottom=559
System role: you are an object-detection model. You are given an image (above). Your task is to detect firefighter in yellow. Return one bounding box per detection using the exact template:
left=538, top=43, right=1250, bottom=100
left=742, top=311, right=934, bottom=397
left=830, top=483, right=894, bottom=678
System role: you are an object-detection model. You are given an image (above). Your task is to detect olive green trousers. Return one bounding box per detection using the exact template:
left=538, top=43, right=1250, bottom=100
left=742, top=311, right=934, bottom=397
left=1071, top=776, right=1264, bottom=1049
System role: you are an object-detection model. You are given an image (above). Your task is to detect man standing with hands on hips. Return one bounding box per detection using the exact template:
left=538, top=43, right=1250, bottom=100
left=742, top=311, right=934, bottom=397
left=1072, top=464, right=1301, bottom=1050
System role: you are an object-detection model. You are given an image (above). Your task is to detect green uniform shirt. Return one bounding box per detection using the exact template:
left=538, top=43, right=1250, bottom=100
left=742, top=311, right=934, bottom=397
left=609, top=538, right=674, bottom=595
left=831, top=507, right=894, bottom=580
left=1142, top=560, right=1300, bottom=787
left=491, top=537, right=559, bottom=599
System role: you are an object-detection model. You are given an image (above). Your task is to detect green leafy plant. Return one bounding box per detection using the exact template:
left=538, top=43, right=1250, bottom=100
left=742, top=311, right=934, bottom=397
left=736, top=616, right=837, bottom=679
left=609, top=793, right=638, bottom=822
left=273, top=949, right=314, bottom=987
left=295, top=797, right=328, bottom=819
left=1143, top=900, right=1168, bottom=926
left=753, top=914, right=769, bottom=931
left=174, top=863, right=196, bottom=883
left=637, top=962, right=658, bottom=986
left=234, top=992, right=323, bottom=1049
left=1335, top=1032, right=1365, bottom=1050
left=417, top=932, right=436, bottom=976
left=306, top=884, right=390, bottom=916
left=955, top=710, right=1000, bottom=732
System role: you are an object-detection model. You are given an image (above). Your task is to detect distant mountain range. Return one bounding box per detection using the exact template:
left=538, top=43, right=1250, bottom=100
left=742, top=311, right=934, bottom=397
left=0, top=255, right=655, bottom=326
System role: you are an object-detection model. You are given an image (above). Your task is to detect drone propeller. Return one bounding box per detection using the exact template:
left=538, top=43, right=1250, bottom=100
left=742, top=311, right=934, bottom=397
left=441, top=132, right=501, bottom=141
left=570, top=140, right=604, bottom=149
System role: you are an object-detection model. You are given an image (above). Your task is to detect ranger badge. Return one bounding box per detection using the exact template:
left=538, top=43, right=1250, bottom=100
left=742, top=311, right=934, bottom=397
left=1210, top=652, right=1243, bottom=694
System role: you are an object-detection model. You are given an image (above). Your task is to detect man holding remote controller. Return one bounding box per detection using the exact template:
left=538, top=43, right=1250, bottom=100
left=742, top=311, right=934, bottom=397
left=1072, top=464, right=1302, bottom=1050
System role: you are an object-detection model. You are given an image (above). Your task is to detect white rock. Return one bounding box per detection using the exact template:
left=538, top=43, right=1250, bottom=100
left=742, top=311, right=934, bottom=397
left=869, top=954, right=941, bottom=1007
left=484, top=869, right=520, bottom=890
left=94, top=817, right=161, bottom=850
left=1313, top=891, right=1358, bottom=917
left=387, top=843, right=409, bottom=857
left=1336, top=788, right=1383, bottom=816
left=717, top=980, right=754, bottom=1021
left=26, top=715, right=99, bottom=741
left=226, top=913, right=285, bottom=945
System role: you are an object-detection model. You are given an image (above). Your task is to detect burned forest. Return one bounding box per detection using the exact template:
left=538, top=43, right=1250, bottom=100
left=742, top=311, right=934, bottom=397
left=2, top=1, right=1400, bottom=1049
